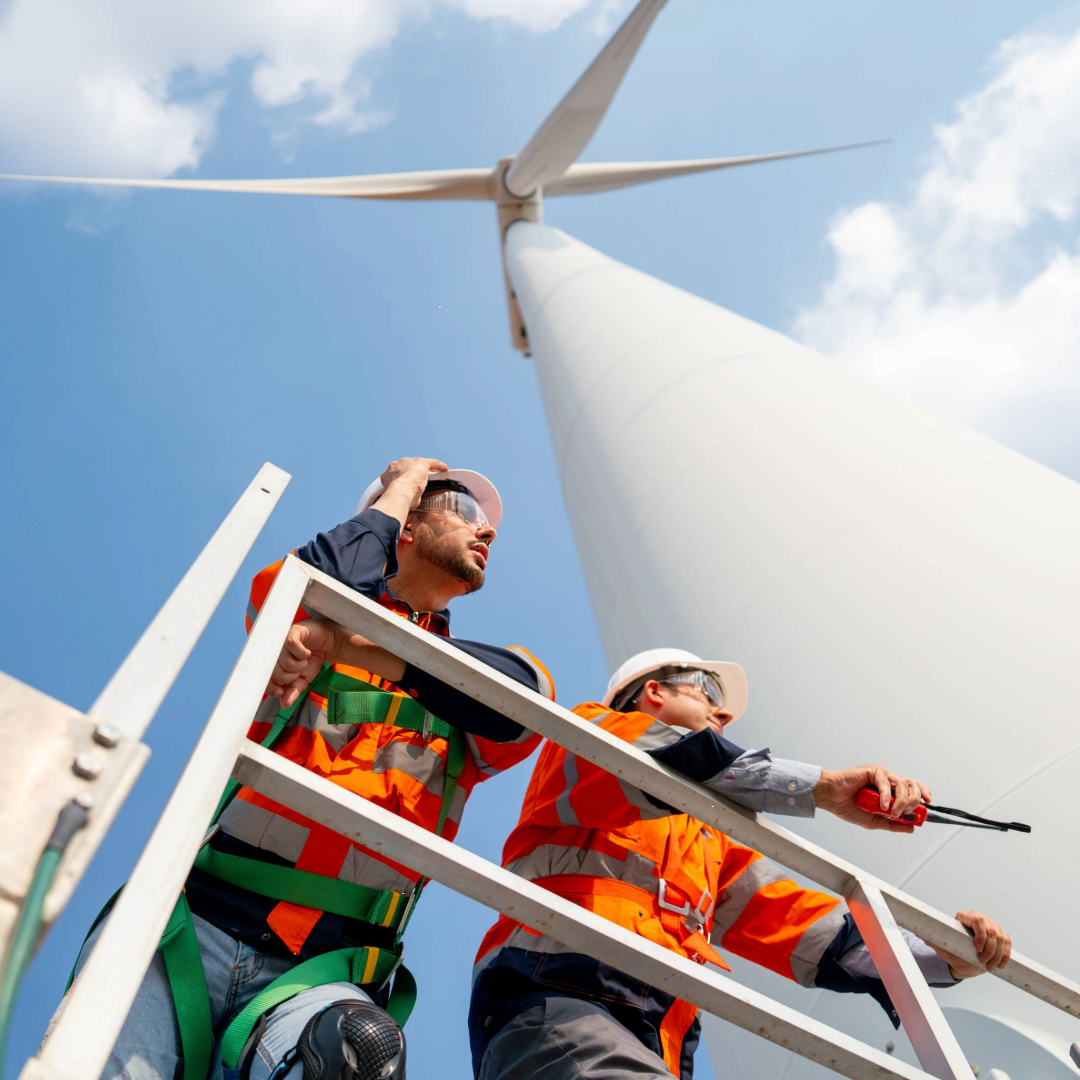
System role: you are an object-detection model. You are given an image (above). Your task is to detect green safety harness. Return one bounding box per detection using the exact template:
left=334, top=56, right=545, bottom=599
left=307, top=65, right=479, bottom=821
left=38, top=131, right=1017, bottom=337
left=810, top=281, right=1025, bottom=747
left=75, top=666, right=467, bottom=1080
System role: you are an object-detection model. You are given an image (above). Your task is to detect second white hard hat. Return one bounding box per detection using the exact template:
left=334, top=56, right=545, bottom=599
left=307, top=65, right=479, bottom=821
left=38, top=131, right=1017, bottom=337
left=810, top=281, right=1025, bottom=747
left=603, top=647, right=748, bottom=722
left=356, top=468, right=502, bottom=528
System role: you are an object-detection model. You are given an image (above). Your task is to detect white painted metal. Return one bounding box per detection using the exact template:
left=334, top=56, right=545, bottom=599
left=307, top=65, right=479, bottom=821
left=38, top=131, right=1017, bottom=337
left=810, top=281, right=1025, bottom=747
left=846, top=879, right=970, bottom=1080
left=941, top=1008, right=1078, bottom=1079
left=0, top=673, right=148, bottom=967
left=544, top=145, right=886, bottom=197
left=232, top=741, right=934, bottom=1080
left=90, top=462, right=290, bottom=742
left=26, top=550, right=1079, bottom=1080
left=299, top=558, right=1080, bottom=1017
left=504, top=219, right=1080, bottom=1073
left=0, top=169, right=494, bottom=200
left=30, top=558, right=310, bottom=1080
left=503, top=0, right=668, bottom=198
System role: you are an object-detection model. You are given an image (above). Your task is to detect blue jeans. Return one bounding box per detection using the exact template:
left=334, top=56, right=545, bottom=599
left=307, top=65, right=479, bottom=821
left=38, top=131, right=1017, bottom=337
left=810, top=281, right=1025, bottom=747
left=50, top=913, right=373, bottom=1080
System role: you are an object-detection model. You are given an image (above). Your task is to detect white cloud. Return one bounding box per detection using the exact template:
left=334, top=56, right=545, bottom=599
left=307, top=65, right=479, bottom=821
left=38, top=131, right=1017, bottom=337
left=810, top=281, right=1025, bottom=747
left=0, top=0, right=596, bottom=177
left=795, top=28, right=1080, bottom=465
left=589, top=0, right=632, bottom=37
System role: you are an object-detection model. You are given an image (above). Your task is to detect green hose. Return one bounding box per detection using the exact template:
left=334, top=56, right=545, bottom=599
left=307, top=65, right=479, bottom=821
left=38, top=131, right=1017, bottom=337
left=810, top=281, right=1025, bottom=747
left=0, top=801, right=89, bottom=1080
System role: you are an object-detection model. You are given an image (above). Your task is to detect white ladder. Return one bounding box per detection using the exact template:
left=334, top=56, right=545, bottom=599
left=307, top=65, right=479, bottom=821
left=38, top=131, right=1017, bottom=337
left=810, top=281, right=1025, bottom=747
left=4, top=462, right=1080, bottom=1080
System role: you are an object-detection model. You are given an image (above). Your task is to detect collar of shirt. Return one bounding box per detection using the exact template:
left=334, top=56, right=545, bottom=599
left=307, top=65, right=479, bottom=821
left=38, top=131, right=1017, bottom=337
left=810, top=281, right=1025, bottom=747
left=380, top=586, right=451, bottom=636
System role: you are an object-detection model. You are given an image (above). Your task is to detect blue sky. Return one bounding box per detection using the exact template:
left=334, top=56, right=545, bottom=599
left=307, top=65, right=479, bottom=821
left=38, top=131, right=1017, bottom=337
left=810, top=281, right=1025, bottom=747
left=3, top=1, right=1080, bottom=1076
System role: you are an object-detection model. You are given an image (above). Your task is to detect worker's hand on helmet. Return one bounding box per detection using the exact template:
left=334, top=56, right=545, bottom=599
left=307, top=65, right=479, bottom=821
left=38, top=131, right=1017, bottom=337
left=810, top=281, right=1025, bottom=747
left=929, top=910, right=1012, bottom=977
left=266, top=619, right=341, bottom=708
left=371, top=458, right=450, bottom=530
left=379, top=457, right=449, bottom=509
left=813, top=766, right=931, bottom=833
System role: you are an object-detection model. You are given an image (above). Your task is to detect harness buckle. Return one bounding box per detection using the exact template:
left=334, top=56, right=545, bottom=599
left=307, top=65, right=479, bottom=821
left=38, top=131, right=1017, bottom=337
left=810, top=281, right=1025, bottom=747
left=422, top=711, right=432, bottom=739
left=394, top=886, right=419, bottom=943
left=376, top=949, right=405, bottom=994
left=684, top=888, right=713, bottom=934
left=657, top=879, right=691, bottom=917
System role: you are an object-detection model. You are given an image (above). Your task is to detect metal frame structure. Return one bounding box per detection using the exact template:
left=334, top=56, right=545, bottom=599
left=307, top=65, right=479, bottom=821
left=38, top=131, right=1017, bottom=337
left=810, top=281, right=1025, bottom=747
left=0, top=463, right=290, bottom=974
left=17, top=548, right=1080, bottom=1080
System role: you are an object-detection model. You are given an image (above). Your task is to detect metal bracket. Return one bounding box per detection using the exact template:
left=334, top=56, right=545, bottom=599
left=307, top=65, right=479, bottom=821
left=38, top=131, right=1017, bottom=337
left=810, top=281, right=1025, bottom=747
left=0, top=671, right=149, bottom=966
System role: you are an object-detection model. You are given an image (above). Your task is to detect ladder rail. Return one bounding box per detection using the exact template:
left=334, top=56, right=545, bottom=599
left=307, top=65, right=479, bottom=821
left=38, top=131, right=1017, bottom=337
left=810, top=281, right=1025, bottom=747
left=300, top=557, right=1080, bottom=1019
left=846, top=878, right=972, bottom=1080
left=0, top=463, right=289, bottom=969
left=25, top=550, right=1080, bottom=1080
left=231, top=740, right=936, bottom=1080
left=89, top=462, right=291, bottom=744
left=30, top=558, right=310, bottom=1080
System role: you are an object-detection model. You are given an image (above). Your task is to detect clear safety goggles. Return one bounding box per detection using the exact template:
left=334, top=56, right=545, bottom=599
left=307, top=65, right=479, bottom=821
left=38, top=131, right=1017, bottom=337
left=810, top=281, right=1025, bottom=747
left=660, top=669, right=725, bottom=710
left=412, top=489, right=489, bottom=528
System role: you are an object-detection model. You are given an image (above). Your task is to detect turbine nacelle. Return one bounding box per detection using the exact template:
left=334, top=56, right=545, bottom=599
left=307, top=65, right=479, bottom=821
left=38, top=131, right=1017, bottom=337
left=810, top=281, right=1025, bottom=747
left=0, top=0, right=885, bottom=352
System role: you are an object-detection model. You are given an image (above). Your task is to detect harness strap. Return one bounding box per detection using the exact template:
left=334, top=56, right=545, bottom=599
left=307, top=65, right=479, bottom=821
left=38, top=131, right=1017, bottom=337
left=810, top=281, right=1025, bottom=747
left=532, top=873, right=730, bottom=970
left=78, top=665, right=455, bottom=1080
left=159, top=894, right=213, bottom=1080
left=219, top=946, right=416, bottom=1069
left=192, top=847, right=405, bottom=931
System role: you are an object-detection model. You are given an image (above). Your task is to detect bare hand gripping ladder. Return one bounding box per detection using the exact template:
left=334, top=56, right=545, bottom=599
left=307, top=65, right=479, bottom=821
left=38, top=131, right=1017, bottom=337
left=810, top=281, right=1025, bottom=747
left=4, top=470, right=1080, bottom=1080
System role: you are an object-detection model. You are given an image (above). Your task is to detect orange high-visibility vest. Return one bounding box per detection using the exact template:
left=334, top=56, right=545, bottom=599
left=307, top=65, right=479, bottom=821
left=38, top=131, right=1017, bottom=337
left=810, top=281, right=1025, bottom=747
left=474, top=703, right=844, bottom=1077
left=224, top=557, right=552, bottom=955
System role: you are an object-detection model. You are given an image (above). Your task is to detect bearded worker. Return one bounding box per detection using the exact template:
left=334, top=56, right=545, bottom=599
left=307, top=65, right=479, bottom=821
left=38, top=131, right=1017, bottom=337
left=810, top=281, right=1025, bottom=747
left=62, top=457, right=553, bottom=1080
left=469, top=649, right=1011, bottom=1080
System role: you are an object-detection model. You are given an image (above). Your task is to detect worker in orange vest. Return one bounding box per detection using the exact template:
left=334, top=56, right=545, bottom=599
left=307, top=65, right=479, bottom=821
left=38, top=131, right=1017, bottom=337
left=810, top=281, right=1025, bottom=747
left=63, top=457, right=553, bottom=1080
left=469, top=649, right=1010, bottom=1080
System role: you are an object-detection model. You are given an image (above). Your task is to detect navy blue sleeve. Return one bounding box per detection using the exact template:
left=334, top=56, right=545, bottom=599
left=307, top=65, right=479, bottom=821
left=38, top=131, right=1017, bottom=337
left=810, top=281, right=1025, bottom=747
left=400, top=640, right=540, bottom=742
left=639, top=728, right=748, bottom=813
left=294, top=508, right=400, bottom=600
left=814, top=913, right=901, bottom=1028
left=652, top=728, right=747, bottom=780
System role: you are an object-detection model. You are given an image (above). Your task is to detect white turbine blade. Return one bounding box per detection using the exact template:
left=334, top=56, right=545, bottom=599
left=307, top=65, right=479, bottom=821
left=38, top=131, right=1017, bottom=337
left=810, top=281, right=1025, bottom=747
left=0, top=167, right=494, bottom=201
left=544, top=141, right=889, bottom=196
left=504, top=0, right=668, bottom=198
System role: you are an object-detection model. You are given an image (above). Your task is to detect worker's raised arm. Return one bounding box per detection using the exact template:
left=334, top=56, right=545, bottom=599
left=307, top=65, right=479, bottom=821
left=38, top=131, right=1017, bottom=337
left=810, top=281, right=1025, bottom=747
left=612, top=668, right=932, bottom=830
left=517, top=702, right=931, bottom=833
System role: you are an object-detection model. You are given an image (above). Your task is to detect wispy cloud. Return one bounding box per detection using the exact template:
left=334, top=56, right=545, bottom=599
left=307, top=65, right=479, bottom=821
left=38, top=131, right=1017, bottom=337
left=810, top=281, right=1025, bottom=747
left=590, top=0, right=631, bottom=37
left=794, top=27, right=1080, bottom=467
left=0, top=0, right=597, bottom=179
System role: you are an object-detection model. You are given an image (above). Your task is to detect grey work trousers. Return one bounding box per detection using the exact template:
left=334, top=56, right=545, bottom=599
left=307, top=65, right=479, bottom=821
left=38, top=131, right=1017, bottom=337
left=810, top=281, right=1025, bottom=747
left=479, top=997, right=676, bottom=1080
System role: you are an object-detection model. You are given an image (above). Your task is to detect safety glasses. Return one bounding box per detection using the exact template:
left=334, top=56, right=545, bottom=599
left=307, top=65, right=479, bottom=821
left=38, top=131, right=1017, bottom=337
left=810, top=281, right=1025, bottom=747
left=660, top=670, right=725, bottom=710
left=412, top=489, right=489, bottom=528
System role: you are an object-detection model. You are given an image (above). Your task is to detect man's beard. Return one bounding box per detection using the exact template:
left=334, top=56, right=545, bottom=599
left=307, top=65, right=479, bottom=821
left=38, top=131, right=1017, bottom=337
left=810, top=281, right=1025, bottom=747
left=414, top=525, right=485, bottom=594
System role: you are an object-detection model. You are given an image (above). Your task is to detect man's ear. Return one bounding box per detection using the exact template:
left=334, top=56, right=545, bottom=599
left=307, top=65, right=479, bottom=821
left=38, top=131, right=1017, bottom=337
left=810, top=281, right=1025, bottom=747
left=398, top=519, right=415, bottom=548
left=641, top=679, right=664, bottom=707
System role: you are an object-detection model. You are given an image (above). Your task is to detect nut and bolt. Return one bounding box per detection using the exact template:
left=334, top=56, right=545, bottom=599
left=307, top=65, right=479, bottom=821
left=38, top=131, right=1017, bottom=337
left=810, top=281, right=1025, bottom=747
left=93, top=723, right=123, bottom=748
left=74, top=791, right=96, bottom=810
left=72, top=752, right=104, bottom=780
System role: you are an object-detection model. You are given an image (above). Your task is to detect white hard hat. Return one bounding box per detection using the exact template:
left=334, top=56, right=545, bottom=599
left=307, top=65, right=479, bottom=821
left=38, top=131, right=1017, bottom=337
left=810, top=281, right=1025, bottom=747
left=356, top=469, right=502, bottom=528
left=603, top=647, right=748, bottom=722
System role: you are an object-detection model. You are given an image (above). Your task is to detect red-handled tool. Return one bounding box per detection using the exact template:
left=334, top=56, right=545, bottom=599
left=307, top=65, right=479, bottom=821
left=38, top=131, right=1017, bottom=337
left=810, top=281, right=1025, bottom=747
left=854, top=788, right=1031, bottom=833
